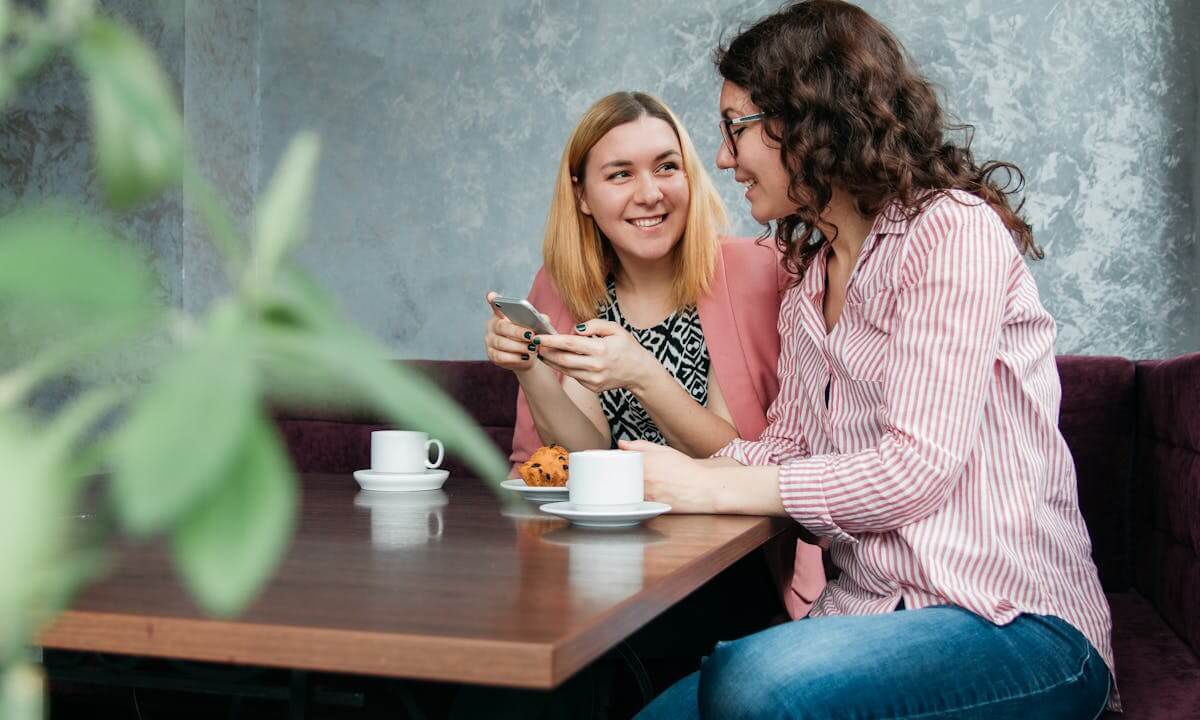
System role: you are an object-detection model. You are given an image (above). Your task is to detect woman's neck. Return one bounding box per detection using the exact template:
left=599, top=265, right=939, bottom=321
left=611, top=250, right=676, bottom=327
left=819, top=190, right=875, bottom=270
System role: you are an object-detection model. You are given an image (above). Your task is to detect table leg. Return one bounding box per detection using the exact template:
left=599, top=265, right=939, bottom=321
left=287, top=671, right=309, bottom=720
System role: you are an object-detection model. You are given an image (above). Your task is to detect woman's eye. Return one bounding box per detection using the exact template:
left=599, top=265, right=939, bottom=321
left=657, top=162, right=679, bottom=173
left=732, top=127, right=747, bottom=138
left=607, top=170, right=631, bottom=180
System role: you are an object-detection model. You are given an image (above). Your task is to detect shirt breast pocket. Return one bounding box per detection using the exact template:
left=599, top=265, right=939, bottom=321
left=840, top=288, right=895, bottom=383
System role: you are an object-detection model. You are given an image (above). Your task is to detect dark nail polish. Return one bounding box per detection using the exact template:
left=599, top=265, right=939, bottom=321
left=576, top=324, right=587, bottom=332
left=523, top=331, right=531, bottom=340
left=521, top=353, right=530, bottom=360
left=532, top=337, right=541, bottom=345
left=528, top=343, right=537, bottom=351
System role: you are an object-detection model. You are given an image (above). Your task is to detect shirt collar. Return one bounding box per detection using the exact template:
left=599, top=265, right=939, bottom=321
left=867, top=197, right=916, bottom=236
left=798, top=198, right=911, bottom=299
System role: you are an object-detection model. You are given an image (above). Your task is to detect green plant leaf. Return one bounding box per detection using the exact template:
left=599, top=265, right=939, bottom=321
left=0, top=207, right=157, bottom=320
left=253, top=133, right=320, bottom=289
left=71, top=16, right=183, bottom=208
left=258, top=301, right=508, bottom=486
left=0, top=662, right=44, bottom=720
left=172, top=413, right=295, bottom=617
left=0, top=413, right=66, bottom=663
left=110, top=301, right=256, bottom=535
left=0, top=0, right=10, bottom=49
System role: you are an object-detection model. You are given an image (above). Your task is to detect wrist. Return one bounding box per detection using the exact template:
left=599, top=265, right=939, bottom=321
left=626, top=350, right=661, bottom=396
left=705, top=468, right=729, bottom=514
left=514, top=359, right=548, bottom=383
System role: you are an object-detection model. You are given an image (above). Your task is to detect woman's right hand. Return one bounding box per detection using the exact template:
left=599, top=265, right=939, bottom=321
left=484, top=291, right=539, bottom=372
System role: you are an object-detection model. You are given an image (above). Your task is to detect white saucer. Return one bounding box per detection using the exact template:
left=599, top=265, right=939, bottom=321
left=538, top=501, right=671, bottom=528
left=500, top=478, right=569, bottom=504
left=353, top=468, right=449, bottom=492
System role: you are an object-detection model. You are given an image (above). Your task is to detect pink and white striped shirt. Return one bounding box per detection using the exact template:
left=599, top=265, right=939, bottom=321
left=716, top=190, right=1117, bottom=708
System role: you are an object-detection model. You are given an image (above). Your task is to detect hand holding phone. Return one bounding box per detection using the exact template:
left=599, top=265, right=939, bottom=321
left=490, top=295, right=557, bottom=335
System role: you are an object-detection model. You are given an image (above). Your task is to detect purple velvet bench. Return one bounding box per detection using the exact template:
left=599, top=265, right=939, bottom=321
left=273, top=353, right=1200, bottom=718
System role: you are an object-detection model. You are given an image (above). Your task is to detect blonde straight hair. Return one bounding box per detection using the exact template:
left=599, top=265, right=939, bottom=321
left=543, top=92, right=728, bottom=321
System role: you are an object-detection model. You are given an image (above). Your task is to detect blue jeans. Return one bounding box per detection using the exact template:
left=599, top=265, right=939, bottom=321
left=636, top=605, right=1111, bottom=720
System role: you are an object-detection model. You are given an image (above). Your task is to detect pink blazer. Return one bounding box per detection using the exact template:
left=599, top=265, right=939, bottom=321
left=508, top=237, right=826, bottom=619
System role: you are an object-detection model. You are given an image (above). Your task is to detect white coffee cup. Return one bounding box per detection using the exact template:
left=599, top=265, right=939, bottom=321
left=371, top=430, right=444, bottom=474
left=567, top=449, right=643, bottom=509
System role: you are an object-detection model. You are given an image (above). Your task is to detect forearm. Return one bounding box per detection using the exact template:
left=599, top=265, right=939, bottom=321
left=516, top=362, right=608, bottom=451
left=707, top=463, right=787, bottom=516
left=632, top=365, right=738, bottom=457
left=698, top=456, right=743, bottom=468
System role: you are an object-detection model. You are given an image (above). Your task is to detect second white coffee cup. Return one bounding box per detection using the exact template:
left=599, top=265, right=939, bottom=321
left=371, top=430, right=444, bottom=474
left=567, top=449, right=643, bottom=509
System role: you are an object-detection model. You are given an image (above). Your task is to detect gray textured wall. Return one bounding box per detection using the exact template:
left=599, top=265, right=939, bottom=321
left=3, top=0, right=1197, bottom=363
left=0, top=0, right=184, bottom=308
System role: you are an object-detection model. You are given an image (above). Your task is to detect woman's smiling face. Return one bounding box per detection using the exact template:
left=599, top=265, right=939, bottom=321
left=576, top=115, right=690, bottom=264
left=715, top=80, right=798, bottom=224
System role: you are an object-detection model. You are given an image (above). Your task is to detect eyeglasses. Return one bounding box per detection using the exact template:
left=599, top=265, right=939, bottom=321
left=719, top=112, right=773, bottom=158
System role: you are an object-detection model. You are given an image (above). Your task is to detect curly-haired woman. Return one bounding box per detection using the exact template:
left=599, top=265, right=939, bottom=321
left=628, top=2, right=1117, bottom=717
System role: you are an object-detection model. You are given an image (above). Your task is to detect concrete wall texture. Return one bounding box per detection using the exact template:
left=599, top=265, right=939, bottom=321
left=3, top=0, right=1197, bottom=362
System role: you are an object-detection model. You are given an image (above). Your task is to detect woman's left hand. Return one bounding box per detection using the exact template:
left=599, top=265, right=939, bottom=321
left=618, top=439, right=717, bottom=513
left=535, top=320, right=656, bottom=394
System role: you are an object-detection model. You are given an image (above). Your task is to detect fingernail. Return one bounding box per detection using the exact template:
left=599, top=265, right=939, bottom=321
left=527, top=343, right=537, bottom=351
left=532, top=337, right=541, bottom=345
left=576, top=324, right=586, bottom=332
left=521, top=353, right=530, bottom=360
left=523, top=331, right=531, bottom=340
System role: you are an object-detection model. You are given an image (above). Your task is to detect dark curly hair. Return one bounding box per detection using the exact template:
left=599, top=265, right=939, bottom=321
left=716, top=0, right=1040, bottom=280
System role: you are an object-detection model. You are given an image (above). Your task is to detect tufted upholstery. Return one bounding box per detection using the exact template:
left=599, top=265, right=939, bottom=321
left=272, top=360, right=517, bottom=478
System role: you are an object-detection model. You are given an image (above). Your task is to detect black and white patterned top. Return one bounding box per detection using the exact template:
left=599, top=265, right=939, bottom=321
left=597, top=276, right=710, bottom=447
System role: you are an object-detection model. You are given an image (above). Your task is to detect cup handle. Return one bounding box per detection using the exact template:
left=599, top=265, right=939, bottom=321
left=426, top=439, right=444, bottom=469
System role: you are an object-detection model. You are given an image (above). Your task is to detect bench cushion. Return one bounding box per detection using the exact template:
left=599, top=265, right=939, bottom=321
left=1134, top=353, right=1200, bottom=660
left=1057, top=356, right=1137, bottom=590
left=273, top=360, right=518, bottom=477
left=1106, top=590, right=1200, bottom=718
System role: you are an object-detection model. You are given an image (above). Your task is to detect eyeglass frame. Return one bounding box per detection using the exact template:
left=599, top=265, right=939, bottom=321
left=719, top=111, right=774, bottom=158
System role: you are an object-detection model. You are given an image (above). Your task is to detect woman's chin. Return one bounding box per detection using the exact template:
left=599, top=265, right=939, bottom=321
left=748, top=205, right=774, bottom=225
left=747, top=199, right=789, bottom=226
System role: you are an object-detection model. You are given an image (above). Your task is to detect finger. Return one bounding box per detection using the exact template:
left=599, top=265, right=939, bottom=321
left=538, top=354, right=567, bottom=374
left=537, top=346, right=591, bottom=370
left=493, top=350, right=533, bottom=366
left=493, top=317, right=536, bottom=342
left=576, top=320, right=621, bottom=337
left=535, top=335, right=595, bottom=355
left=486, top=291, right=506, bottom=319
left=618, top=439, right=664, bottom=453
left=491, top=335, right=538, bottom=356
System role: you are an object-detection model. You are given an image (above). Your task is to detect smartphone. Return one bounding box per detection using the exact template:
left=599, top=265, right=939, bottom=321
left=491, top=296, right=557, bottom=335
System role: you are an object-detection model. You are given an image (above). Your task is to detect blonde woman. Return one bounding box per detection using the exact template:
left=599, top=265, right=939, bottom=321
left=486, top=90, right=826, bottom=619
left=486, top=92, right=788, bottom=477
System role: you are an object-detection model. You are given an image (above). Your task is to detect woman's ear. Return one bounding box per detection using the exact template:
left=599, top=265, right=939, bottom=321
left=572, top=176, right=592, bottom=216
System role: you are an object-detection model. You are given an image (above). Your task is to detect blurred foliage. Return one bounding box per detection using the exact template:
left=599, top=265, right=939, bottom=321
left=0, top=0, right=508, bottom=715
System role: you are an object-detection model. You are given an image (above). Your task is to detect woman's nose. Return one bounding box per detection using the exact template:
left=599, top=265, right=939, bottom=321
left=633, top=174, right=664, bottom=204
left=716, top=141, right=736, bottom=170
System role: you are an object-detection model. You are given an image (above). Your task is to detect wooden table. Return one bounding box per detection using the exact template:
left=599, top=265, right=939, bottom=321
left=39, top=474, right=791, bottom=689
